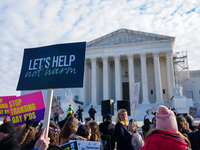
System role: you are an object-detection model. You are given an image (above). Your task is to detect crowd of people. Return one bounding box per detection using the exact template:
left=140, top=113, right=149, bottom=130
left=0, top=104, right=200, bottom=150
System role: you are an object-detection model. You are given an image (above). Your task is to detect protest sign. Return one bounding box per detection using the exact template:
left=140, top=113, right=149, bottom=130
left=0, top=96, right=16, bottom=117
left=131, top=82, right=140, bottom=109
left=69, top=140, right=100, bottom=150
left=189, top=106, right=198, bottom=118
left=131, top=82, right=140, bottom=124
left=8, top=91, right=45, bottom=126
left=17, top=42, right=86, bottom=90
left=60, top=141, right=78, bottom=150
left=51, top=96, right=64, bottom=117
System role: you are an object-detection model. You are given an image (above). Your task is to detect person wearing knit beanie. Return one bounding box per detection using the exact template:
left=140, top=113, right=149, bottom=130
left=0, top=122, right=20, bottom=150
left=141, top=105, right=191, bottom=150
left=3, top=117, right=9, bottom=123
left=156, top=105, right=178, bottom=133
left=0, top=121, right=15, bottom=134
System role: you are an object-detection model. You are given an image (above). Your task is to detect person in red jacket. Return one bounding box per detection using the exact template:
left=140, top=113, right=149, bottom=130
left=141, top=105, right=191, bottom=150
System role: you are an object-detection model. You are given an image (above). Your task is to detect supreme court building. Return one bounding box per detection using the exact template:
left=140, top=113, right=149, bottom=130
left=22, top=29, right=177, bottom=105
left=81, top=28, right=175, bottom=105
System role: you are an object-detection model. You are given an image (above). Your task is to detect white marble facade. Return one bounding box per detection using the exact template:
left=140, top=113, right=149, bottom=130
left=21, top=29, right=177, bottom=105
left=82, top=29, right=175, bottom=105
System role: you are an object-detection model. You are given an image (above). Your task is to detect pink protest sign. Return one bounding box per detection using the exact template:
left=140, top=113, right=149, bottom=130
left=8, top=91, right=45, bottom=126
left=0, top=96, right=16, bottom=117
left=131, top=82, right=140, bottom=109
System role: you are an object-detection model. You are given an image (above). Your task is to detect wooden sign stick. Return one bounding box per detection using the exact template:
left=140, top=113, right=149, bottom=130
left=132, top=107, right=135, bottom=125
left=43, top=89, right=54, bottom=138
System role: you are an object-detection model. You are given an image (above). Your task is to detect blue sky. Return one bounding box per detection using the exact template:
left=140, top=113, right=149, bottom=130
left=0, top=0, right=200, bottom=96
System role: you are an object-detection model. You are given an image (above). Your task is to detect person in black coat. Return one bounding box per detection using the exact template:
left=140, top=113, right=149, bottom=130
left=88, top=105, right=96, bottom=120
left=76, top=106, right=84, bottom=122
left=187, top=124, right=200, bottom=150
left=0, top=122, right=20, bottom=150
left=115, top=109, right=135, bottom=150
left=99, top=114, right=115, bottom=150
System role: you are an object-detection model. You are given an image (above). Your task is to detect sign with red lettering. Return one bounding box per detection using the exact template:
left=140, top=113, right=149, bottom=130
left=8, top=91, right=45, bottom=126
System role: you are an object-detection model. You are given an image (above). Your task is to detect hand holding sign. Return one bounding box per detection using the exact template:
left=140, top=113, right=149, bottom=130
left=34, top=127, right=50, bottom=150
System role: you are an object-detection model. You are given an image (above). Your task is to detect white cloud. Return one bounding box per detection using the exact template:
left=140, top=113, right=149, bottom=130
left=0, top=0, right=200, bottom=96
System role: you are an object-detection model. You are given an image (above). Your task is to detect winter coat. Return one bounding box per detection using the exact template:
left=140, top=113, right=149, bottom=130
left=141, top=131, right=189, bottom=150
left=187, top=131, right=200, bottom=150
left=115, top=121, right=134, bottom=150
left=76, top=108, right=84, bottom=117
left=0, top=132, right=20, bottom=150
left=99, top=121, right=115, bottom=150
left=15, top=124, right=38, bottom=148
left=132, top=132, right=144, bottom=150
left=21, top=140, right=62, bottom=150
left=88, top=108, right=96, bottom=115
left=88, top=108, right=96, bottom=120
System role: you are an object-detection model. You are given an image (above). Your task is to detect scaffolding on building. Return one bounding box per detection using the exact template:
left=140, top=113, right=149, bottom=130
left=173, top=51, right=192, bottom=98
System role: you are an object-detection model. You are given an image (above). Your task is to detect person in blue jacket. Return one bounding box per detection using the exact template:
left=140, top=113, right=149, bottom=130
left=115, top=109, right=135, bottom=150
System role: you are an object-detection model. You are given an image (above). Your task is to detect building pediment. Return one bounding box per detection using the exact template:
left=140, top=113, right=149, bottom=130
left=87, top=28, right=175, bottom=48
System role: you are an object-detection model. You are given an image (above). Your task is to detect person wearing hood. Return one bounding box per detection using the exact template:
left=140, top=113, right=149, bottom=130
left=0, top=121, right=20, bottom=150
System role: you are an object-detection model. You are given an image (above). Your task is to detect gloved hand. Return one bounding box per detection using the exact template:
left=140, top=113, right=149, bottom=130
left=25, top=117, right=33, bottom=130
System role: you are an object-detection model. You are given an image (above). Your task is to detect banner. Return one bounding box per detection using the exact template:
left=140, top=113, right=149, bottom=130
left=131, top=82, right=140, bottom=109
left=8, top=91, right=45, bottom=126
left=69, top=140, right=100, bottom=150
left=60, top=141, right=78, bottom=150
left=0, top=96, right=16, bottom=117
left=51, top=96, right=64, bottom=117
left=17, top=42, right=86, bottom=90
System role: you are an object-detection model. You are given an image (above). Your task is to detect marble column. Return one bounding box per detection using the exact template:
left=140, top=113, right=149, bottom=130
left=91, top=57, right=97, bottom=105
left=103, top=56, right=109, bottom=100
left=127, top=54, right=135, bottom=101
left=80, top=60, right=88, bottom=104
left=114, top=55, right=122, bottom=101
left=140, top=53, right=149, bottom=104
left=166, top=51, right=175, bottom=99
left=153, top=52, right=163, bottom=103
